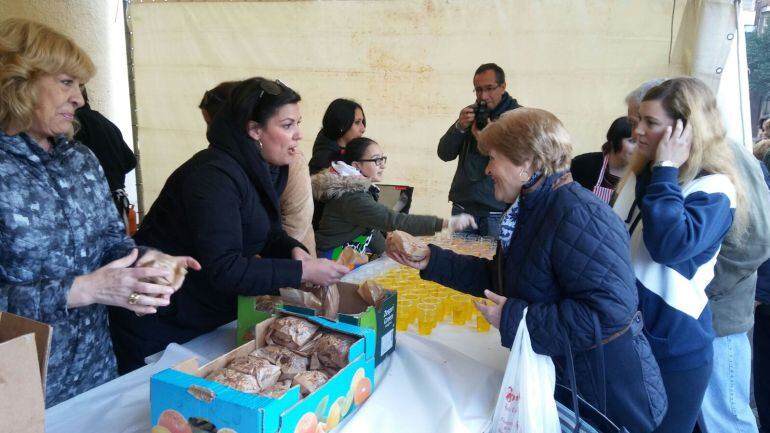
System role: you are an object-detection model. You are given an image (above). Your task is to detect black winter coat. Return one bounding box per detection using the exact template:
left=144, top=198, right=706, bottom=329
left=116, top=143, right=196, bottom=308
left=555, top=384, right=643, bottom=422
left=109, top=112, right=304, bottom=373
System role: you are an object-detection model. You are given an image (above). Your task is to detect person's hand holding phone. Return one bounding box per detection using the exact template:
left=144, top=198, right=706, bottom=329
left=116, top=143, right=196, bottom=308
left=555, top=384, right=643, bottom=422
left=655, top=118, right=692, bottom=168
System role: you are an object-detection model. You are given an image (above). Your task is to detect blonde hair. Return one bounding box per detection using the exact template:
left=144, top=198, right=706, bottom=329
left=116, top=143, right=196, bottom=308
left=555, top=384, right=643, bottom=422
left=477, top=107, right=572, bottom=177
left=621, top=77, right=748, bottom=240
left=0, top=19, right=95, bottom=133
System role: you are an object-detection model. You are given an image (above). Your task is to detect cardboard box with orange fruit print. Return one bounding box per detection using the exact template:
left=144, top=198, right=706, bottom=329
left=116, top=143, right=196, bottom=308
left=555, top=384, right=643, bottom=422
left=150, top=311, right=376, bottom=433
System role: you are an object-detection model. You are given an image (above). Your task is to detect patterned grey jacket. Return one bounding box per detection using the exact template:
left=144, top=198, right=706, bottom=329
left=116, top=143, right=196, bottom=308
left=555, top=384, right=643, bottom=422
left=0, top=130, right=135, bottom=406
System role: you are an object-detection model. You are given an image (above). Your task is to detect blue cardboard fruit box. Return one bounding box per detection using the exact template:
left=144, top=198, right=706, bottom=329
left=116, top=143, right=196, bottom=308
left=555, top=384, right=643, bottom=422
left=150, top=312, right=376, bottom=433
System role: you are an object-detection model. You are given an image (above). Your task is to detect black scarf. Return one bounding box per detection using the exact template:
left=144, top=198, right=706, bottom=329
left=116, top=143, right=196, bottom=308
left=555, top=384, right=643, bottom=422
left=206, top=111, right=287, bottom=221
left=490, top=92, right=520, bottom=120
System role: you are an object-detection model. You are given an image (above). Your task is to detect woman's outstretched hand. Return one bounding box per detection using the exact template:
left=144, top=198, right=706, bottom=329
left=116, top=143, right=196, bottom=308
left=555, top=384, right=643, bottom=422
left=388, top=248, right=432, bottom=271
left=474, top=289, right=507, bottom=329
left=301, top=258, right=349, bottom=286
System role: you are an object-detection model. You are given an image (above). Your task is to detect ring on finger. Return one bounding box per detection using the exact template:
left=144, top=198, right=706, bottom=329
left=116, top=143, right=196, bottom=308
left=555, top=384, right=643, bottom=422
left=127, top=292, right=140, bottom=305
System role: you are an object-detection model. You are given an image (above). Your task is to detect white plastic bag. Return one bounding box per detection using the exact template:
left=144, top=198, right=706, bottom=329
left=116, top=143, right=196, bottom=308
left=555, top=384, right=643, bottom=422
left=489, top=308, right=561, bottom=433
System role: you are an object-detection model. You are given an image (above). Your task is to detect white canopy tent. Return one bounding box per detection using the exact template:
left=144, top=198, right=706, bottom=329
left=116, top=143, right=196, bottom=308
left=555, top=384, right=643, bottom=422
left=0, top=0, right=753, bottom=215
left=124, top=0, right=752, bottom=216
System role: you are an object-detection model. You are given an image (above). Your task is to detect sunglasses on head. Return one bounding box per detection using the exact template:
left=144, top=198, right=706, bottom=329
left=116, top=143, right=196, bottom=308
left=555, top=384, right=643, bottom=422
left=255, top=78, right=283, bottom=100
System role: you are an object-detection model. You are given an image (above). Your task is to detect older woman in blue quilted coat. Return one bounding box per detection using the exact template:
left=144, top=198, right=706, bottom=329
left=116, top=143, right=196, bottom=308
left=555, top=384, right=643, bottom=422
left=390, top=108, right=667, bottom=432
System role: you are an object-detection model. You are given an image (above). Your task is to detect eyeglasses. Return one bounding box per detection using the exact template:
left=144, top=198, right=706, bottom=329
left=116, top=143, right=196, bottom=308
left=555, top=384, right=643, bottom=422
left=473, top=84, right=501, bottom=95
left=358, top=156, right=387, bottom=167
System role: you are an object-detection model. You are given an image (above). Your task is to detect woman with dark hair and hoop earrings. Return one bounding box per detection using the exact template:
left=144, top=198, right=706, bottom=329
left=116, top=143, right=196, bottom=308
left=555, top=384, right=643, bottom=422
left=109, top=77, right=349, bottom=374
left=570, top=116, right=635, bottom=203
left=311, top=137, right=476, bottom=259
left=199, top=80, right=317, bottom=255
left=308, top=98, right=366, bottom=175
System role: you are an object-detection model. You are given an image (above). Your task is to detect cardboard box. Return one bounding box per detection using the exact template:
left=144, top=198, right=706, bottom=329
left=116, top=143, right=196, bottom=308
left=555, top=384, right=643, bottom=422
left=237, top=297, right=277, bottom=345
left=151, top=312, right=376, bottom=433
left=0, top=312, right=52, bottom=433
left=238, top=283, right=397, bottom=365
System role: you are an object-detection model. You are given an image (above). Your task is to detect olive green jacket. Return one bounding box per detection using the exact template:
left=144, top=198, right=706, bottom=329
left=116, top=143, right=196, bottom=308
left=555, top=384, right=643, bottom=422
left=311, top=169, right=443, bottom=254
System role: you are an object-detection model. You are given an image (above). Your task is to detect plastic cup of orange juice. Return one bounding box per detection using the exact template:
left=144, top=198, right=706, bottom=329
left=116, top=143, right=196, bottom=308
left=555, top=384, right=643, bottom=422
left=396, top=299, right=413, bottom=331
left=476, top=313, right=491, bottom=332
left=450, top=294, right=469, bottom=325
left=415, top=303, right=437, bottom=335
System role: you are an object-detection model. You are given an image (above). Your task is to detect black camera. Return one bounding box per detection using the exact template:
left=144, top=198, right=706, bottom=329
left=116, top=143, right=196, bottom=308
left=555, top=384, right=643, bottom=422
left=474, top=101, right=490, bottom=130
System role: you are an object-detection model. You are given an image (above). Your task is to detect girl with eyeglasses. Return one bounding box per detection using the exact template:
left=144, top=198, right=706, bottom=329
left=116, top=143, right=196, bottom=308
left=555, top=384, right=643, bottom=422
left=109, top=77, right=350, bottom=374
left=312, top=137, right=476, bottom=260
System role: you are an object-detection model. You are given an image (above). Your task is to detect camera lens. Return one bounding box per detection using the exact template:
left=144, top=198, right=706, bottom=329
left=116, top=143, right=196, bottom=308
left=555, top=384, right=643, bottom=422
left=474, top=101, right=489, bottom=129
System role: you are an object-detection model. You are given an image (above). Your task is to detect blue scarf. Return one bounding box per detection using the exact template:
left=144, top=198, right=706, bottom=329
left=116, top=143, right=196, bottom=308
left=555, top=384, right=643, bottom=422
left=499, top=172, right=542, bottom=252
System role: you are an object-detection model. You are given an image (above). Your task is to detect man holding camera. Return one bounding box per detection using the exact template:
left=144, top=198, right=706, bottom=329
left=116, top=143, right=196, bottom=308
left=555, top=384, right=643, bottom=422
left=437, top=63, right=521, bottom=237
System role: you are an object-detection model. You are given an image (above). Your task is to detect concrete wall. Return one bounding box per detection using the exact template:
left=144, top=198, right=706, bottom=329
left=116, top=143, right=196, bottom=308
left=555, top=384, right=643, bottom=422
left=0, top=0, right=137, bottom=204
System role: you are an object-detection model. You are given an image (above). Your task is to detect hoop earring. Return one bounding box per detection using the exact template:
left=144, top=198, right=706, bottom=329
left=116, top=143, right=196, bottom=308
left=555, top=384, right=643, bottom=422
left=256, top=140, right=263, bottom=150
left=519, top=169, right=529, bottom=180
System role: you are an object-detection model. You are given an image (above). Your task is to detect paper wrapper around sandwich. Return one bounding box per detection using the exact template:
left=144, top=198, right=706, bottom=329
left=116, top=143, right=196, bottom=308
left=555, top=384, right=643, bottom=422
left=280, top=284, right=340, bottom=321
left=264, top=316, right=320, bottom=353
left=357, top=280, right=386, bottom=306
left=257, top=379, right=292, bottom=398
left=313, top=332, right=356, bottom=370
left=227, top=356, right=281, bottom=390
left=292, top=370, right=329, bottom=396
left=138, top=258, right=187, bottom=287
left=336, top=246, right=368, bottom=269
left=385, top=230, right=429, bottom=262
left=205, top=368, right=261, bottom=394
left=249, top=345, right=309, bottom=381
left=253, top=295, right=282, bottom=313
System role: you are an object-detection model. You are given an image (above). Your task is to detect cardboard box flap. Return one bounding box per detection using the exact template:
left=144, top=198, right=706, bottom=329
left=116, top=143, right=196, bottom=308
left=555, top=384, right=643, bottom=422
left=0, top=312, right=52, bottom=390
left=0, top=333, right=45, bottom=432
left=154, top=368, right=290, bottom=410
left=335, top=282, right=369, bottom=315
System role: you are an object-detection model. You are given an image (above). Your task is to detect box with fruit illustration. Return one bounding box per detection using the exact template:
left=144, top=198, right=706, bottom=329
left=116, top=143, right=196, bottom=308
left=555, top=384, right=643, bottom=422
left=150, top=311, right=376, bottom=433
left=237, top=282, right=396, bottom=366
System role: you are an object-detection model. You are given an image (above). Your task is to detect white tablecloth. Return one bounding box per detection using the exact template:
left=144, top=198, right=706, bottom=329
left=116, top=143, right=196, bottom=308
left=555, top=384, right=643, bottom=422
left=46, top=321, right=507, bottom=433
left=47, top=257, right=509, bottom=433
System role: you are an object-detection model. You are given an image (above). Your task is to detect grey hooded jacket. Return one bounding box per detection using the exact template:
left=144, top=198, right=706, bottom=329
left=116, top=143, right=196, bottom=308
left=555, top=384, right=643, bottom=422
left=706, top=141, right=770, bottom=336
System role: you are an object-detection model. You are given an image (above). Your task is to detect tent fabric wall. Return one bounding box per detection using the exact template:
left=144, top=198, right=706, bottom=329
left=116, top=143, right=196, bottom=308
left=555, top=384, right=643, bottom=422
left=673, top=0, right=752, bottom=148
left=128, top=0, right=694, bottom=215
